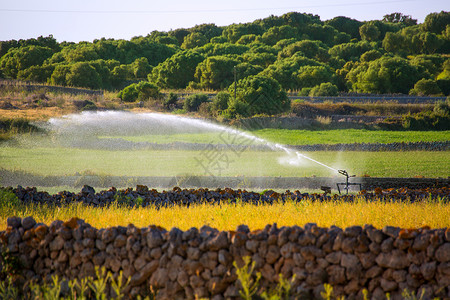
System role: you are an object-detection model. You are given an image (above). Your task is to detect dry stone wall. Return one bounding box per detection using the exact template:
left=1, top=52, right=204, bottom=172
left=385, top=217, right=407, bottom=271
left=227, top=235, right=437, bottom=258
left=1, top=217, right=449, bottom=299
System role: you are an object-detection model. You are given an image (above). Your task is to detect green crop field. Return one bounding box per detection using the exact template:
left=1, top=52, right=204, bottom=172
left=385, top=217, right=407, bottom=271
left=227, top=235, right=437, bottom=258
left=1, top=147, right=449, bottom=178
left=252, top=129, right=450, bottom=145
left=99, top=129, right=450, bottom=145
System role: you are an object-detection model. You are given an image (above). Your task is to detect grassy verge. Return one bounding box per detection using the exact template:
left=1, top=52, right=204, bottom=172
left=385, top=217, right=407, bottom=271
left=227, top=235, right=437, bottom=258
left=1, top=198, right=448, bottom=232
left=1, top=147, right=449, bottom=178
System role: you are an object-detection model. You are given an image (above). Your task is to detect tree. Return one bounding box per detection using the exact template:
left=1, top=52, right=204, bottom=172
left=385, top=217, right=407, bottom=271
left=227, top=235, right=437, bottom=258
left=382, top=13, right=417, bottom=26
left=296, top=65, right=334, bottom=89
left=66, top=62, right=102, bottom=89
left=423, top=11, right=450, bottom=34
left=17, top=64, right=54, bottom=82
left=0, top=45, right=53, bottom=78
left=227, top=75, right=290, bottom=117
left=409, top=78, right=442, bottom=96
left=359, top=23, right=381, bottom=42
left=222, top=23, right=264, bottom=43
left=360, top=50, right=382, bottom=62
left=261, top=25, right=298, bottom=45
left=347, top=56, right=421, bottom=94
left=259, top=53, right=322, bottom=90
left=194, top=56, right=240, bottom=90
left=181, top=32, right=208, bottom=49
left=325, top=16, right=362, bottom=39
left=149, top=50, right=204, bottom=89
left=131, top=57, right=152, bottom=79
left=278, top=40, right=329, bottom=62
left=329, top=41, right=374, bottom=61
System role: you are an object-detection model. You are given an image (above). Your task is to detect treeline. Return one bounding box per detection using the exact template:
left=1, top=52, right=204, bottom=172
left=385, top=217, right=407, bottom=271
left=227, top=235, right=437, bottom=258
left=0, top=11, right=449, bottom=111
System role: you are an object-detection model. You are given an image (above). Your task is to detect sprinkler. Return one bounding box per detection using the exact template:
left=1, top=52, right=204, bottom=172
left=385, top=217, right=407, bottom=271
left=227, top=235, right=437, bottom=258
left=336, top=169, right=362, bottom=194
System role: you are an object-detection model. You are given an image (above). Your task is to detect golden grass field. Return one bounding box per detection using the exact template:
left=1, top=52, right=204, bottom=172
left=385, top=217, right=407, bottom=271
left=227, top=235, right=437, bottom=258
left=1, top=198, right=449, bottom=231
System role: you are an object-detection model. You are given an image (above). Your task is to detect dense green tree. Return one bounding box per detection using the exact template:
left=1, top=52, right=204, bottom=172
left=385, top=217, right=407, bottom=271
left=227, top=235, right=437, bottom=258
left=242, top=52, right=276, bottom=68
left=296, top=65, right=334, bottom=89
left=111, top=64, right=132, bottom=88
left=261, top=25, right=298, bottom=45
left=423, top=11, right=450, bottom=34
left=131, top=57, right=152, bottom=79
left=181, top=32, right=208, bottom=49
left=409, top=78, right=442, bottom=95
left=49, top=64, right=71, bottom=86
left=278, top=40, right=330, bottom=62
left=190, top=23, right=223, bottom=41
left=17, top=64, right=55, bottom=82
left=260, top=53, right=322, bottom=90
left=194, top=56, right=240, bottom=90
left=325, top=16, right=362, bottom=39
left=149, top=50, right=204, bottom=89
left=360, top=50, right=382, bottom=62
left=66, top=62, right=102, bottom=89
left=222, top=23, right=264, bottom=43
left=346, top=56, right=421, bottom=94
left=168, top=28, right=191, bottom=46
left=0, top=45, right=53, bottom=78
left=226, top=75, right=289, bottom=117
left=329, top=41, right=375, bottom=61
left=359, top=23, right=381, bottom=42
left=236, top=34, right=260, bottom=45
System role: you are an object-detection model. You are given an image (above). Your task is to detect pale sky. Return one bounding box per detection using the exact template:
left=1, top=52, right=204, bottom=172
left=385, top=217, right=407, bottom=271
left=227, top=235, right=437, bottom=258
left=1, top=0, right=448, bottom=42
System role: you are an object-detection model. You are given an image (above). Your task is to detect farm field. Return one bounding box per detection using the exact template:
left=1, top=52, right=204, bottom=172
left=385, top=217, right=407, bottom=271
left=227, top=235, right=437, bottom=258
left=1, top=147, right=449, bottom=178
left=99, top=129, right=450, bottom=145
left=1, top=198, right=449, bottom=232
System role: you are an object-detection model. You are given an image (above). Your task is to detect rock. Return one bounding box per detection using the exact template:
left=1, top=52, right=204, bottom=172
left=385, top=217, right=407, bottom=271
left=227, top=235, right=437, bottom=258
left=435, top=243, right=450, bottom=262
left=207, top=231, right=228, bottom=251
left=380, top=278, right=398, bottom=292
left=129, top=260, right=159, bottom=286
left=7, top=216, right=21, bottom=228
left=382, top=226, right=400, bottom=238
left=376, top=250, right=409, bottom=269
left=49, top=236, right=65, bottom=251
left=327, top=265, right=346, bottom=285
left=266, top=245, right=280, bottom=264
left=149, top=268, right=168, bottom=288
left=21, top=217, right=36, bottom=230
left=147, top=230, right=164, bottom=248
left=114, top=234, right=127, bottom=248
left=81, top=185, right=95, bottom=195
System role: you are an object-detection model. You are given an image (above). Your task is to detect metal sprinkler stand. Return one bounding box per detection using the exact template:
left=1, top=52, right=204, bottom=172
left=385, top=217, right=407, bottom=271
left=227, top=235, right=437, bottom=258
left=336, top=170, right=362, bottom=194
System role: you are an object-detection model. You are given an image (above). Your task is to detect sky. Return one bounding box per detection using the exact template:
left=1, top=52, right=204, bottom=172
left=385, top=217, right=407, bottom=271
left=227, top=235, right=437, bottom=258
left=1, top=0, right=448, bottom=43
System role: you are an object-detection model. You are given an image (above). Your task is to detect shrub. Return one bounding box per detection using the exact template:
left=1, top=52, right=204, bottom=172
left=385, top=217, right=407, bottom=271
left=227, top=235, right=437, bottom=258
left=211, top=91, right=230, bottom=111
left=309, top=82, right=339, bottom=96
left=164, top=92, right=178, bottom=110
left=183, top=93, right=209, bottom=112
left=409, top=78, right=442, bottom=96
left=117, top=81, right=160, bottom=102
left=227, top=75, right=290, bottom=117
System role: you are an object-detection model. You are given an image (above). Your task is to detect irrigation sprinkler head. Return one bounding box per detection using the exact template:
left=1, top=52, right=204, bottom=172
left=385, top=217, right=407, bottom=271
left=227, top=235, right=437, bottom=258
left=336, top=169, right=360, bottom=194
left=338, top=169, right=355, bottom=178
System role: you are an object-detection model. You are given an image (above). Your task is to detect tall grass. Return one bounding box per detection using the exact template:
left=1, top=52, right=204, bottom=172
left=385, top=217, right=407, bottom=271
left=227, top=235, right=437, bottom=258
left=1, top=198, right=448, bottom=231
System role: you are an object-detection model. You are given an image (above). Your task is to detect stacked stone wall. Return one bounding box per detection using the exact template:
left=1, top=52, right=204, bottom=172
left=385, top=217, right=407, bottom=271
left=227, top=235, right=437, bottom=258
left=1, top=217, right=449, bottom=299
